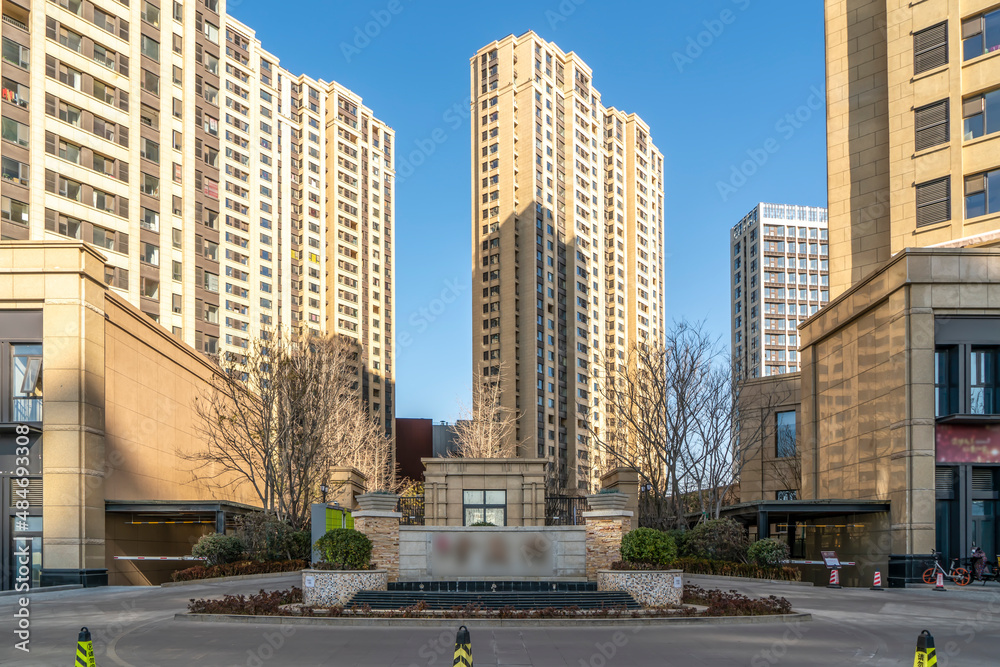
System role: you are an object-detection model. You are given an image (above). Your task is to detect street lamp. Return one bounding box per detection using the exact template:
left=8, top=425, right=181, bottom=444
left=320, top=483, right=328, bottom=504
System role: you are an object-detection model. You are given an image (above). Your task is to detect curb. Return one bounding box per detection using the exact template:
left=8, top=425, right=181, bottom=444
left=161, top=571, right=305, bottom=588
left=0, top=584, right=83, bottom=598
left=172, top=612, right=812, bottom=628
left=686, top=574, right=814, bottom=587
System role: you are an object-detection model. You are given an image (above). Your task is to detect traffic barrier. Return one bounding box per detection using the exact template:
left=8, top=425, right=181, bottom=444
left=870, top=570, right=884, bottom=590
left=453, top=625, right=472, bottom=666
left=912, top=629, right=936, bottom=666
left=827, top=568, right=841, bottom=589
left=934, top=572, right=946, bottom=592
left=76, top=627, right=96, bottom=667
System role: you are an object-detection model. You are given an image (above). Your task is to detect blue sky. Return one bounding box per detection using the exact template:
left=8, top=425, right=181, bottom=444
left=229, top=0, right=828, bottom=422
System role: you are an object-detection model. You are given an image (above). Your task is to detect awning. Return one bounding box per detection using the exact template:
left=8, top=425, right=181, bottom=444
left=719, top=499, right=890, bottom=539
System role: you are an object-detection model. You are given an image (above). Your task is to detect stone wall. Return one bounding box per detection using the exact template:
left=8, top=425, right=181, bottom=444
left=302, top=569, right=387, bottom=607
left=398, top=526, right=586, bottom=581
left=584, top=511, right=631, bottom=580
left=354, top=512, right=400, bottom=582
left=597, top=569, right=683, bottom=608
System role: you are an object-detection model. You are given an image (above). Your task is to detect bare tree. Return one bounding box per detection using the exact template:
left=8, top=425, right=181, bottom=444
left=189, top=328, right=397, bottom=528
left=593, top=321, right=717, bottom=529
left=453, top=362, right=519, bottom=458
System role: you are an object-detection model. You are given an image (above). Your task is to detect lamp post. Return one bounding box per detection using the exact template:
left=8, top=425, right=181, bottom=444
left=320, top=483, right=328, bottom=504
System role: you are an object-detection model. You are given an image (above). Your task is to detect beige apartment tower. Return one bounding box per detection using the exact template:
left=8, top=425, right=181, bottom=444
left=825, top=0, right=1000, bottom=297
left=471, top=31, right=664, bottom=492
left=0, top=1, right=394, bottom=432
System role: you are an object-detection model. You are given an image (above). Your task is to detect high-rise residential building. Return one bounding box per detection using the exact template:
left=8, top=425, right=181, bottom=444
left=0, top=1, right=393, bottom=433
left=470, top=31, right=664, bottom=492
left=730, top=203, right=829, bottom=379
left=825, top=0, right=1000, bottom=298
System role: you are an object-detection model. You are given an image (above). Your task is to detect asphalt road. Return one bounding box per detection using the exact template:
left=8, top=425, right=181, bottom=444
left=1, top=574, right=998, bottom=666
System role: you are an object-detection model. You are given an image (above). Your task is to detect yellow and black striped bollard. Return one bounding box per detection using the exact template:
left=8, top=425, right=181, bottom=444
left=912, top=629, right=936, bottom=667
left=453, top=625, right=473, bottom=666
left=76, top=626, right=96, bottom=667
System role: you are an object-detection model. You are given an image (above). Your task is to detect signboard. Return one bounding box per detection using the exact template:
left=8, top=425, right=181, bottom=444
left=821, top=551, right=841, bottom=569
left=304, top=575, right=315, bottom=588
left=936, top=424, right=1000, bottom=464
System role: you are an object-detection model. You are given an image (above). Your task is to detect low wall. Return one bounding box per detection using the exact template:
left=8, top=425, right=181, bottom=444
left=597, top=569, right=683, bottom=608
left=399, top=526, right=586, bottom=581
left=302, top=569, right=387, bottom=607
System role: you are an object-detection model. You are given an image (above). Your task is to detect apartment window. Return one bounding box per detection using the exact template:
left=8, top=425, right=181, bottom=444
left=56, top=0, right=83, bottom=15
left=913, top=22, right=948, bottom=74
left=140, top=104, right=160, bottom=130
left=1, top=117, right=28, bottom=146
left=93, top=44, right=116, bottom=70
left=141, top=0, right=160, bottom=27
left=205, top=52, right=219, bottom=76
left=204, top=20, right=219, bottom=44
left=2, top=38, right=29, bottom=70
left=11, top=344, right=43, bottom=423
left=141, top=69, right=159, bottom=96
left=59, top=101, right=81, bottom=126
left=1, top=77, right=28, bottom=108
left=1, top=158, right=28, bottom=187
left=141, top=172, right=160, bottom=197
left=962, top=9, right=1000, bottom=61
left=204, top=83, right=218, bottom=105
left=49, top=213, right=81, bottom=238
left=58, top=27, right=83, bottom=53
left=914, top=100, right=948, bottom=151
left=58, top=63, right=81, bottom=89
left=172, top=65, right=182, bottom=86
left=141, top=207, right=159, bottom=232
left=92, top=189, right=114, bottom=212
left=91, top=225, right=115, bottom=250
left=173, top=1, right=183, bottom=21
left=172, top=261, right=182, bottom=282
left=965, top=169, right=1000, bottom=219
left=140, top=35, right=160, bottom=62
left=92, top=78, right=115, bottom=104
left=1, top=196, right=28, bottom=225
left=916, top=177, right=950, bottom=226
left=140, top=137, right=160, bottom=163
left=173, top=97, right=182, bottom=118
left=203, top=271, right=218, bottom=293
left=140, top=276, right=159, bottom=299
left=172, top=130, right=182, bottom=150
left=775, top=410, right=796, bottom=458
left=93, top=8, right=114, bottom=33
left=963, top=89, right=1000, bottom=141
left=463, top=490, right=506, bottom=526
left=140, top=242, right=159, bottom=266
left=58, top=140, right=80, bottom=164
left=172, top=228, right=182, bottom=248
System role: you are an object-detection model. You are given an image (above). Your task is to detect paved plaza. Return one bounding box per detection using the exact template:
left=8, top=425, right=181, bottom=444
left=1, top=574, right=998, bottom=666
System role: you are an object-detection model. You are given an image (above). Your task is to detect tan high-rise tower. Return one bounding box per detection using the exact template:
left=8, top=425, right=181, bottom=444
left=470, top=31, right=664, bottom=492
left=825, top=0, right=1000, bottom=297
left=0, top=1, right=393, bottom=434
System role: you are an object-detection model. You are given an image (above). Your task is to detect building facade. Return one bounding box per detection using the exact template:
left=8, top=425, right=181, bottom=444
left=731, top=204, right=829, bottom=379
left=825, top=0, right=1000, bottom=298
left=470, top=31, right=664, bottom=492
left=734, top=1, right=1000, bottom=586
left=0, top=0, right=394, bottom=433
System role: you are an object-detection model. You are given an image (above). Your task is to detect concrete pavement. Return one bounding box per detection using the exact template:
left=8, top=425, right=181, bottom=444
left=1, top=574, right=998, bottom=665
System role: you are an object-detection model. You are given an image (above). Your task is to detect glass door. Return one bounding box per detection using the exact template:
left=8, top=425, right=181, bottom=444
left=971, top=501, right=996, bottom=557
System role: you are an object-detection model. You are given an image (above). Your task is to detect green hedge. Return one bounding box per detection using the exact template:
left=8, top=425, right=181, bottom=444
left=671, top=557, right=801, bottom=581
left=172, top=559, right=308, bottom=582
left=191, top=533, right=245, bottom=567
left=620, top=528, right=677, bottom=566
left=313, top=528, right=372, bottom=570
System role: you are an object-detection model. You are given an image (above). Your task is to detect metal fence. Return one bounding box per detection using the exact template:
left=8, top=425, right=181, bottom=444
left=396, top=495, right=425, bottom=526
left=545, top=496, right=587, bottom=526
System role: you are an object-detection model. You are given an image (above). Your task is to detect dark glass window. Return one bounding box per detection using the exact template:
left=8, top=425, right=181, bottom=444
left=775, top=410, right=796, bottom=458
left=935, top=346, right=960, bottom=417
left=463, top=490, right=506, bottom=526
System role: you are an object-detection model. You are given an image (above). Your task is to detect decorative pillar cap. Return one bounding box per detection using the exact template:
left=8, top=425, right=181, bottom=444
left=353, top=510, right=403, bottom=519
left=582, top=510, right=634, bottom=519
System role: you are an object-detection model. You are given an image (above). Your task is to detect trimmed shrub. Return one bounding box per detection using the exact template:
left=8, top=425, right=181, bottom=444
left=172, top=559, right=308, bottom=582
left=235, top=512, right=304, bottom=562
left=662, top=557, right=801, bottom=581
left=684, top=518, right=748, bottom=562
left=192, top=533, right=245, bottom=567
left=682, top=584, right=792, bottom=616
left=470, top=521, right=496, bottom=527
left=289, top=531, right=312, bottom=561
left=313, top=528, right=372, bottom=570
left=188, top=587, right=303, bottom=615
left=666, top=528, right=690, bottom=557
left=747, top=538, right=791, bottom=567
left=620, top=527, right=677, bottom=567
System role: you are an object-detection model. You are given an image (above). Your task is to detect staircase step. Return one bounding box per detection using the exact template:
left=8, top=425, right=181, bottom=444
left=344, top=590, right=641, bottom=610
left=388, top=580, right=596, bottom=593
